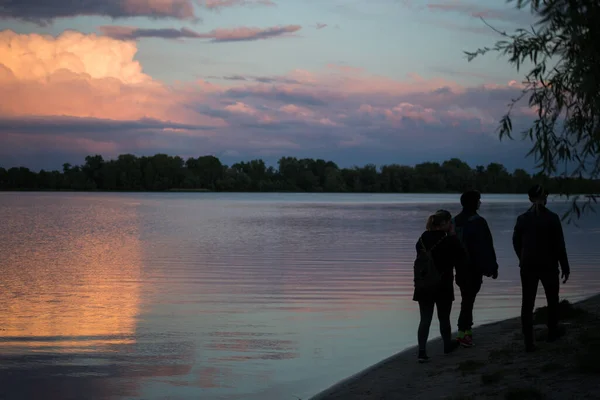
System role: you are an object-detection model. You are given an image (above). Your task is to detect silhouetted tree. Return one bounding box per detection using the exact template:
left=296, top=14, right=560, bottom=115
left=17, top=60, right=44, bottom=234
left=465, top=0, right=600, bottom=219
left=2, top=153, right=599, bottom=195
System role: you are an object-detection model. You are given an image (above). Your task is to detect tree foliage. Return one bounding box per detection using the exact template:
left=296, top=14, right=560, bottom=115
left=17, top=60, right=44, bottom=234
left=1, top=154, right=599, bottom=204
left=465, top=0, right=600, bottom=219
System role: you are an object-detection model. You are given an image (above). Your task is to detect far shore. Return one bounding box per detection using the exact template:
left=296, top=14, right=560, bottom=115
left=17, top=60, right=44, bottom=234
left=0, top=189, right=473, bottom=194
left=309, top=293, right=600, bottom=400
left=0, top=189, right=594, bottom=197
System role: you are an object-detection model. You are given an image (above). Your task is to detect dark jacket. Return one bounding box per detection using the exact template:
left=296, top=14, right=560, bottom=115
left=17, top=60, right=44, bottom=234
left=452, top=210, right=499, bottom=282
left=512, top=204, right=570, bottom=274
left=412, top=230, right=467, bottom=303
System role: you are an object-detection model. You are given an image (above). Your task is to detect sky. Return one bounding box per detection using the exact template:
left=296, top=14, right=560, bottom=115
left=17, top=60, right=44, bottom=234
left=0, top=0, right=542, bottom=171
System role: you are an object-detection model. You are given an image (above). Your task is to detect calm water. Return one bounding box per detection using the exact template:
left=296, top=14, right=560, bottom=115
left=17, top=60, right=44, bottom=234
left=1, top=192, right=599, bottom=400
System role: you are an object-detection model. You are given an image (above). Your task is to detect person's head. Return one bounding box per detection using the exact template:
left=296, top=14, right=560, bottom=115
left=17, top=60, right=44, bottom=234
left=528, top=184, right=548, bottom=205
left=426, top=209, right=452, bottom=231
left=460, top=190, right=481, bottom=212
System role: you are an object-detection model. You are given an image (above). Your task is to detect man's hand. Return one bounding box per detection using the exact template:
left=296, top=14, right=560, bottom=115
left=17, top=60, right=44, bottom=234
left=492, top=271, right=498, bottom=280
left=561, top=271, right=570, bottom=284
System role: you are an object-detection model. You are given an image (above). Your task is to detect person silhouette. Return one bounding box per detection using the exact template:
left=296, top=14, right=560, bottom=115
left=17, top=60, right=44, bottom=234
left=452, top=190, right=499, bottom=348
left=513, top=184, right=570, bottom=352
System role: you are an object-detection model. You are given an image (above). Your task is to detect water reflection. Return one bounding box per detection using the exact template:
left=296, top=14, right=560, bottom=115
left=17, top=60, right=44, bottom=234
left=0, top=195, right=141, bottom=349
left=0, top=194, right=194, bottom=399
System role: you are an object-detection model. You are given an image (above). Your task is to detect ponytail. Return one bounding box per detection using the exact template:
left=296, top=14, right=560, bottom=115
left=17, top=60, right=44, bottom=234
left=426, top=215, right=435, bottom=231
left=426, top=209, right=452, bottom=231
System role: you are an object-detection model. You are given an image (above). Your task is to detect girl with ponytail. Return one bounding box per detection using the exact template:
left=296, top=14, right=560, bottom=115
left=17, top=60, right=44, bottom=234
left=413, top=209, right=468, bottom=363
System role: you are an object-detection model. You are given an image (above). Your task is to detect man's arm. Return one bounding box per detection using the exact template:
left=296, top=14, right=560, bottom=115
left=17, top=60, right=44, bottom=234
left=480, top=218, right=499, bottom=274
left=450, top=235, right=468, bottom=287
left=512, top=215, right=524, bottom=260
left=552, top=214, right=570, bottom=275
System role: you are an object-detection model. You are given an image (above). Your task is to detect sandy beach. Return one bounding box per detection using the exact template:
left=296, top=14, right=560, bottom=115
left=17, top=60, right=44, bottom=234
left=310, top=294, right=600, bottom=400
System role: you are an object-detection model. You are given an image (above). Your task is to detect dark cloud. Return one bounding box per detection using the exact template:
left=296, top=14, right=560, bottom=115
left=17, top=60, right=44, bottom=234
left=429, top=67, right=505, bottom=82
left=210, top=75, right=301, bottom=84
left=0, top=0, right=197, bottom=26
left=432, top=86, right=454, bottom=95
left=221, top=75, right=249, bottom=81
left=426, top=1, right=537, bottom=25
left=0, top=112, right=537, bottom=174
left=0, top=116, right=212, bottom=135
left=99, top=24, right=302, bottom=42
left=224, top=87, right=328, bottom=106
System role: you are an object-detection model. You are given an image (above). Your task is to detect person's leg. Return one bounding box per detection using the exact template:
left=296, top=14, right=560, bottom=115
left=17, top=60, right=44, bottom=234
left=417, top=300, right=435, bottom=361
left=540, top=270, right=562, bottom=341
left=436, top=299, right=459, bottom=354
left=520, top=268, right=539, bottom=351
left=457, top=284, right=472, bottom=332
left=457, top=278, right=481, bottom=347
left=465, top=278, right=482, bottom=339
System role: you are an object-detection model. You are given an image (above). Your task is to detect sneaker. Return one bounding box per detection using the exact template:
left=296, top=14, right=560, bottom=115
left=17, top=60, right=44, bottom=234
left=417, top=350, right=430, bottom=363
left=444, top=341, right=460, bottom=354
left=457, top=335, right=473, bottom=348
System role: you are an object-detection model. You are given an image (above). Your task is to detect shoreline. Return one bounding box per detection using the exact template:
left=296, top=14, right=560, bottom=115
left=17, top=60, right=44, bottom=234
left=309, top=293, right=600, bottom=400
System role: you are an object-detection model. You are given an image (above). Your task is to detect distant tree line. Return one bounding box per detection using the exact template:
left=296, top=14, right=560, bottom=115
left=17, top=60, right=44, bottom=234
left=1, top=154, right=599, bottom=194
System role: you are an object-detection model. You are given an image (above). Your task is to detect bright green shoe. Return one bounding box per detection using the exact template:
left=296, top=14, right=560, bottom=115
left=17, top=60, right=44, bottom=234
left=457, top=330, right=473, bottom=347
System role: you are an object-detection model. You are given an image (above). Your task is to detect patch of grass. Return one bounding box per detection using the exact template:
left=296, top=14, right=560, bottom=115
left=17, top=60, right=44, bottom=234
left=457, top=360, right=486, bottom=375
left=540, top=362, right=563, bottom=372
left=481, top=369, right=505, bottom=385
left=533, top=299, right=589, bottom=325
left=504, top=387, right=545, bottom=400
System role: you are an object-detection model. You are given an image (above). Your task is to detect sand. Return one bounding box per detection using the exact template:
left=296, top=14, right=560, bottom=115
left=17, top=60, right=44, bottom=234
left=309, top=294, right=600, bottom=400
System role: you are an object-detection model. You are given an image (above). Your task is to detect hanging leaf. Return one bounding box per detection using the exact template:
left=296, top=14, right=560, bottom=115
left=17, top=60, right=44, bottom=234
left=465, top=0, right=600, bottom=222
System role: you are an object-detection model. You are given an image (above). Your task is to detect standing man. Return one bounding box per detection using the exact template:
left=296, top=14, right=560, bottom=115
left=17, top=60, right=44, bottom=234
left=452, top=190, right=499, bottom=347
left=513, top=185, right=570, bottom=352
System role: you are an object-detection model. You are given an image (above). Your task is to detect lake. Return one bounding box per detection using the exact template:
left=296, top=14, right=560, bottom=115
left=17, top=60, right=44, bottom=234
left=1, top=192, right=599, bottom=400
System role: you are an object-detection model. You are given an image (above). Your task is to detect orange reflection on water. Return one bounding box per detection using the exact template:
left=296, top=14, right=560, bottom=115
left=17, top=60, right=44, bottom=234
left=0, top=201, right=142, bottom=351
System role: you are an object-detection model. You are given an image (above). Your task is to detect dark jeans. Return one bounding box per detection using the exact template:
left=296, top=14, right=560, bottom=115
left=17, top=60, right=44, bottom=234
left=458, top=277, right=482, bottom=332
left=418, top=299, right=453, bottom=352
left=520, top=268, right=560, bottom=345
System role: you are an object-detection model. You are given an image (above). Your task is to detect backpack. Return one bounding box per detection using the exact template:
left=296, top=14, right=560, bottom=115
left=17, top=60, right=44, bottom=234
left=413, top=235, right=446, bottom=293
left=452, top=214, right=496, bottom=277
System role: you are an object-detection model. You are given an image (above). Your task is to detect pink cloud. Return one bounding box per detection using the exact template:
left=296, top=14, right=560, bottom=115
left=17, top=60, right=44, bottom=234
left=279, top=104, right=314, bottom=117
left=99, top=24, right=301, bottom=42
left=224, top=102, right=257, bottom=115
left=357, top=102, right=485, bottom=127
left=0, top=29, right=533, bottom=166
left=208, top=25, right=301, bottom=42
